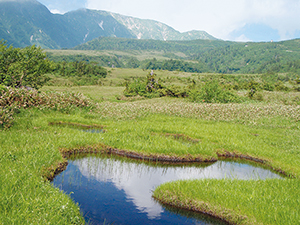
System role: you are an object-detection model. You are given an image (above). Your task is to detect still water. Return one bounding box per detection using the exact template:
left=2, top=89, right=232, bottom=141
left=52, top=155, right=283, bottom=225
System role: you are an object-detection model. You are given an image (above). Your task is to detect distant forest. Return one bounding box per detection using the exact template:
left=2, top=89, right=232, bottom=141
left=47, top=37, right=300, bottom=75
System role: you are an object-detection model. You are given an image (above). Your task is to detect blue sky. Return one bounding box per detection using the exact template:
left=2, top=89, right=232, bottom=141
left=38, top=0, right=300, bottom=42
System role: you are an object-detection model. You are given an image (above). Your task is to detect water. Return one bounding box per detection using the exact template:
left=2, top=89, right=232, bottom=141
left=52, top=154, right=283, bottom=225
left=81, top=129, right=104, bottom=134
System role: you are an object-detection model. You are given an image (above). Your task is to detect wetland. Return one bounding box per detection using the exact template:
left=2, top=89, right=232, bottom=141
left=52, top=154, right=283, bottom=225
left=1, top=66, right=300, bottom=224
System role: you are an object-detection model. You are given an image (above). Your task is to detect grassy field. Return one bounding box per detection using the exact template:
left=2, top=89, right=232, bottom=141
left=1, top=68, right=300, bottom=224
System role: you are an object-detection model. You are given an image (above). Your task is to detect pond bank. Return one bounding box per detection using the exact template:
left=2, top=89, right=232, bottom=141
left=45, top=142, right=290, bottom=181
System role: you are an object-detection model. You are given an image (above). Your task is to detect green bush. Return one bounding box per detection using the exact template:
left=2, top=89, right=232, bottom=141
left=0, top=84, right=7, bottom=93
left=189, top=80, right=244, bottom=103
left=0, top=41, right=51, bottom=89
left=262, top=82, right=275, bottom=91
left=163, top=85, right=187, bottom=97
left=274, top=81, right=290, bottom=91
left=123, top=73, right=164, bottom=98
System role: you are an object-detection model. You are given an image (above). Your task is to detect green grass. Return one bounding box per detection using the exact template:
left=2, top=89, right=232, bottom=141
left=1, top=82, right=300, bottom=224
left=153, top=179, right=300, bottom=225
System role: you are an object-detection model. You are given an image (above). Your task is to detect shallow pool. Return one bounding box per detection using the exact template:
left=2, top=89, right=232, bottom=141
left=52, top=154, right=283, bottom=225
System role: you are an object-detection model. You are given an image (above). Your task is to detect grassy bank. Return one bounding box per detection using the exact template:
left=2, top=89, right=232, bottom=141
left=1, top=84, right=300, bottom=224
left=153, top=179, right=299, bottom=225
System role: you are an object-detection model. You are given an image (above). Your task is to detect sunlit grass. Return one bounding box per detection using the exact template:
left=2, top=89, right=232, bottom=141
left=1, top=84, right=300, bottom=224
left=41, top=85, right=125, bottom=102
left=153, top=179, right=300, bottom=225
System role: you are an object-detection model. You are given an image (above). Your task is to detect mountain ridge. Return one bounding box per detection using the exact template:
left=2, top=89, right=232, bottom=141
left=0, top=0, right=216, bottom=49
left=109, top=12, right=216, bottom=41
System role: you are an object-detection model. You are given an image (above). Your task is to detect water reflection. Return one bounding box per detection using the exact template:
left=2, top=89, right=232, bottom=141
left=52, top=155, right=282, bottom=225
left=81, top=129, right=104, bottom=133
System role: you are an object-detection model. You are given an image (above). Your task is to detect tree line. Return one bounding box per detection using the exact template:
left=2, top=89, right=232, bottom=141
left=0, top=41, right=107, bottom=89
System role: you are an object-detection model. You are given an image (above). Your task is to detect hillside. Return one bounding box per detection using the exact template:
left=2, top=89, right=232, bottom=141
left=68, top=37, right=300, bottom=74
left=0, top=0, right=216, bottom=49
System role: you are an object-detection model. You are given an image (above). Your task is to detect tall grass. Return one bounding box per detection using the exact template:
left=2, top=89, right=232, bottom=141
left=153, top=179, right=300, bottom=225
left=1, top=84, right=300, bottom=224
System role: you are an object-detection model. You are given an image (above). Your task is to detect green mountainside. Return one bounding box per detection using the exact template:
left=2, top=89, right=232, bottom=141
left=73, top=36, right=228, bottom=52
left=71, top=37, right=300, bottom=74
left=0, top=0, right=216, bottom=49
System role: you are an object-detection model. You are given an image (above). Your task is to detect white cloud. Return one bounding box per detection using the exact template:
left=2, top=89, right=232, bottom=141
left=85, top=0, right=300, bottom=40
left=73, top=157, right=281, bottom=219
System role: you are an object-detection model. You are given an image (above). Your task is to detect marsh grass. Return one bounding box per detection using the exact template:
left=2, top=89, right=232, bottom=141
left=153, top=179, right=300, bottom=225
left=1, top=84, right=300, bottom=224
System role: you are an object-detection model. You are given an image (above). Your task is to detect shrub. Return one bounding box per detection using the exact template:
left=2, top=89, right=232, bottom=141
left=0, top=41, right=51, bottom=89
left=262, top=82, right=275, bottom=91
left=123, top=73, right=164, bottom=98
left=0, top=87, right=94, bottom=128
left=274, top=81, right=290, bottom=91
left=189, top=80, right=244, bottom=103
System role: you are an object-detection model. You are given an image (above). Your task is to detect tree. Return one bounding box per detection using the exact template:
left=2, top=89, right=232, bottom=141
left=0, top=41, right=51, bottom=89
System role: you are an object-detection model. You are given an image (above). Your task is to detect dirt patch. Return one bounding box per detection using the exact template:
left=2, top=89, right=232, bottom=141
left=217, top=150, right=265, bottom=164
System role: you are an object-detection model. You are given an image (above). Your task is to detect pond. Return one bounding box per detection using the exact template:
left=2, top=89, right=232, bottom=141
left=52, top=154, right=283, bottom=225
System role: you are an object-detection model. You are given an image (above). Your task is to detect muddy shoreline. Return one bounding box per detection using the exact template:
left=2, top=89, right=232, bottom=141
left=46, top=143, right=291, bottom=181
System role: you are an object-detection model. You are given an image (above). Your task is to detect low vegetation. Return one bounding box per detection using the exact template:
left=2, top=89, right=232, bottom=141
left=1, top=42, right=300, bottom=224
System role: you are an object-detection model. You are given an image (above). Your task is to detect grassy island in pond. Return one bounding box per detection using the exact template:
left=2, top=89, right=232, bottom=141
left=1, top=64, right=300, bottom=224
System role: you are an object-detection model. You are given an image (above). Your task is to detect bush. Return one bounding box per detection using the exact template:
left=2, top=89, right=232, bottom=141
left=189, top=80, right=244, bottom=103
left=0, top=84, right=7, bottom=93
left=123, top=73, right=164, bottom=98
left=0, top=87, right=94, bottom=128
left=274, top=81, right=290, bottom=91
left=262, top=82, right=275, bottom=91
left=0, top=42, right=51, bottom=89
left=163, top=85, right=187, bottom=97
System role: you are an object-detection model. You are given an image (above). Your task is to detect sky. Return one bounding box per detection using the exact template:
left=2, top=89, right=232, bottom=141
left=38, top=0, right=300, bottom=42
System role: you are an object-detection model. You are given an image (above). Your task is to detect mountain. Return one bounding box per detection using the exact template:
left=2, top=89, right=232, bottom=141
left=0, top=0, right=63, bottom=48
left=109, top=13, right=216, bottom=41
left=0, top=0, right=216, bottom=49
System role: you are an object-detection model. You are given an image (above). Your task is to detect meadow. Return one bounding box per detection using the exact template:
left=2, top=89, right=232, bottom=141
left=1, top=67, right=300, bottom=224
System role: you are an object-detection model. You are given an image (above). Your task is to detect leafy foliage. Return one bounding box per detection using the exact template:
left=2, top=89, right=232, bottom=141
left=74, top=37, right=300, bottom=75
left=189, top=80, right=244, bottom=103
left=123, top=73, right=244, bottom=103
left=49, top=61, right=107, bottom=85
left=124, top=72, right=163, bottom=98
left=140, top=58, right=209, bottom=73
left=0, top=41, right=51, bottom=89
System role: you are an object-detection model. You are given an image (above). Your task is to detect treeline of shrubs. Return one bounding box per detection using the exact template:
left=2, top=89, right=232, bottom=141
left=0, top=41, right=108, bottom=88
left=49, top=61, right=107, bottom=86
left=124, top=73, right=245, bottom=103
left=123, top=72, right=300, bottom=104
